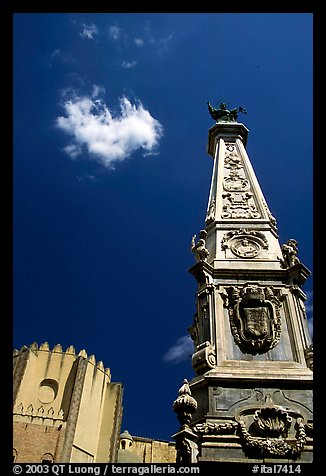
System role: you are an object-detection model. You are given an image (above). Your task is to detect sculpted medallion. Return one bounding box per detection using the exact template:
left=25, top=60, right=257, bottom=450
left=221, top=229, right=268, bottom=259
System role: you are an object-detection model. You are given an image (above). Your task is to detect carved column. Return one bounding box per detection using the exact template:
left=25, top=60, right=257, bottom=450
left=174, top=114, right=313, bottom=463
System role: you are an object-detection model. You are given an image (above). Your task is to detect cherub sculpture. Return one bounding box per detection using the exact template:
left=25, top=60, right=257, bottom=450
left=191, top=230, right=209, bottom=262
left=281, top=239, right=300, bottom=268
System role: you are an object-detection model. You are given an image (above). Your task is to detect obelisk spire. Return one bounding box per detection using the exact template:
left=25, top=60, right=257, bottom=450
left=175, top=101, right=313, bottom=463
left=199, top=100, right=281, bottom=273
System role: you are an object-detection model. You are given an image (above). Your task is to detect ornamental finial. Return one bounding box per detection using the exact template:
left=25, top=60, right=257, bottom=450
left=173, top=379, right=198, bottom=427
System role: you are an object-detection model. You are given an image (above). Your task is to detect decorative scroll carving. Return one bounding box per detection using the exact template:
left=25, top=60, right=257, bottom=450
left=176, top=438, right=199, bottom=464
left=192, top=341, right=216, bottom=374
left=223, top=169, right=250, bottom=192
left=224, top=153, right=243, bottom=169
left=228, top=284, right=282, bottom=354
left=221, top=229, right=268, bottom=259
left=304, top=344, right=313, bottom=371
left=220, top=141, right=262, bottom=219
left=222, top=191, right=261, bottom=219
left=205, top=198, right=215, bottom=224
left=191, top=230, right=209, bottom=262
left=252, top=407, right=292, bottom=437
left=224, top=142, right=243, bottom=169
left=238, top=406, right=306, bottom=458
left=193, top=421, right=238, bottom=435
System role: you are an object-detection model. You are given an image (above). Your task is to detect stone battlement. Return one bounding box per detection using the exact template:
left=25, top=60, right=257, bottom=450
left=13, top=342, right=111, bottom=378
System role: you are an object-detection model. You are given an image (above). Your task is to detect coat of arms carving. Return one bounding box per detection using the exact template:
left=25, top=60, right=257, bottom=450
left=228, top=284, right=282, bottom=354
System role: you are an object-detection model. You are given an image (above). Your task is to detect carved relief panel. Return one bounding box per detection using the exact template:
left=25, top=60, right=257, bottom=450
left=237, top=405, right=309, bottom=458
left=189, top=284, right=217, bottom=374
left=227, top=284, right=282, bottom=355
left=221, top=229, right=269, bottom=259
left=221, top=141, right=262, bottom=220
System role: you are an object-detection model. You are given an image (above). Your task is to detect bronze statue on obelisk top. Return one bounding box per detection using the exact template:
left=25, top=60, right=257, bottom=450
left=207, top=100, right=247, bottom=122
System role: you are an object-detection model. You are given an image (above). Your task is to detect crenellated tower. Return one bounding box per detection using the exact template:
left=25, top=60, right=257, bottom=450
left=173, top=102, right=313, bottom=463
left=13, top=343, right=123, bottom=463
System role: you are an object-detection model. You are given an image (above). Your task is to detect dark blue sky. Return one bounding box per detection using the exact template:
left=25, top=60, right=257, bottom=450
left=13, top=13, right=313, bottom=441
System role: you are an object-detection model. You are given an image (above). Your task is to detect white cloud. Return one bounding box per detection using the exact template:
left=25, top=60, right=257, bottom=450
left=109, top=25, right=121, bottom=40
left=51, top=49, right=61, bottom=58
left=121, top=60, right=137, bottom=69
left=63, top=144, right=82, bottom=159
left=77, top=174, right=97, bottom=183
left=91, top=84, right=106, bottom=98
left=134, top=38, right=144, bottom=47
left=80, top=23, right=98, bottom=40
left=163, top=335, right=194, bottom=364
left=49, top=49, right=74, bottom=65
left=56, top=90, right=163, bottom=169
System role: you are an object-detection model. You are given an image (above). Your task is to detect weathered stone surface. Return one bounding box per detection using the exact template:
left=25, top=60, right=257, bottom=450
left=13, top=344, right=123, bottom=463
left=174, top=118, right=313, bottom=463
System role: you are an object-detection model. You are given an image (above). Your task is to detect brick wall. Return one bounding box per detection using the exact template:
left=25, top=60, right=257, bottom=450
left=13, top=421, right=66, bottom=463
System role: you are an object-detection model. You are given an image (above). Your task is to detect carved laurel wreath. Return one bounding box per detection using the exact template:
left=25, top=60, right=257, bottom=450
left=238, top=418, right=306, bottom=458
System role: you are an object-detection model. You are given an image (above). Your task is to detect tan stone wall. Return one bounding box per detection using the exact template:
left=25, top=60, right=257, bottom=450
left=13, top=421, right=66, bottom=463
left=131, top=437, right=176, bottom=463
left=13, top=344, right=123, bottom=463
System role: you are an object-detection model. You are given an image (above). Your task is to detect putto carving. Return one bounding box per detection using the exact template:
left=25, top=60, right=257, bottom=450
left=221, top=229, right=268, bottom=259
left=228, top=284, right=282, bottom=354
left=191, top=230, right=209, bottom=262
left=281, top=239, right=300, bottom=268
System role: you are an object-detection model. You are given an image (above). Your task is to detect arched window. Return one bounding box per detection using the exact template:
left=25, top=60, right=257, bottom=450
left=41, top=453, right=54, bottom=463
